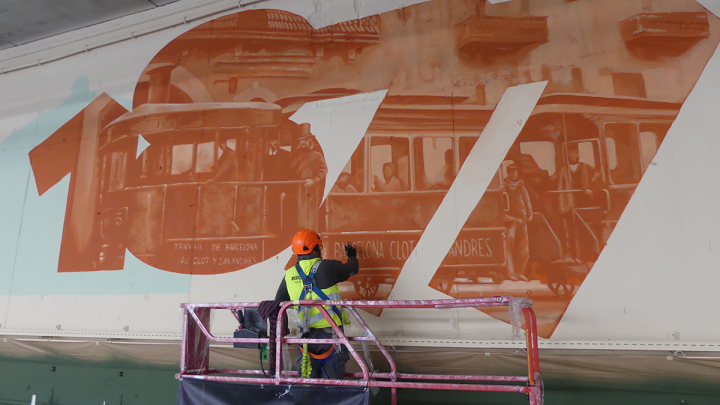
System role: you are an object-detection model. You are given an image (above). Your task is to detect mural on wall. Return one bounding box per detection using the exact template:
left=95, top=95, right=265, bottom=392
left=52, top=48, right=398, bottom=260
left=28, top=0, right=720, bottom=337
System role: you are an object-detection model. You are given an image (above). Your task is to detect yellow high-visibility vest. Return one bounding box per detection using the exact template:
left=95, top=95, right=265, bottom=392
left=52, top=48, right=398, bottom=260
left=285, top=258, right=348, bottom=329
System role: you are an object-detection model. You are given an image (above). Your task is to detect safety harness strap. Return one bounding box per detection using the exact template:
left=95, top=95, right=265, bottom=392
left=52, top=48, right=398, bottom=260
left=295, top=262, right=342, bottom=320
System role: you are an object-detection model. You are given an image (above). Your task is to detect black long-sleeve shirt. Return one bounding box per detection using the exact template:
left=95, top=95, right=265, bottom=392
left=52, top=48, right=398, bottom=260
left=275, top=255, right=359, bottom=301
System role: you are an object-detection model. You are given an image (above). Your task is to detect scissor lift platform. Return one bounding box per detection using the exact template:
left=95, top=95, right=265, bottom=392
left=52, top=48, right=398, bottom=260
left=176, top=297, right=543, bottom=405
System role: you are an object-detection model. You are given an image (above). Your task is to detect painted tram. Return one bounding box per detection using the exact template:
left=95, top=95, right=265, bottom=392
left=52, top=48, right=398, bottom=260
left=93, top=102, right=309, bottom=274
left=314, top=92, right=677, bottom=300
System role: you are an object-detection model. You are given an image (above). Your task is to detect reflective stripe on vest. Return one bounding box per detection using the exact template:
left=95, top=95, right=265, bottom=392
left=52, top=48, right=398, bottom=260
left=284, top=258, right=348, bottom=329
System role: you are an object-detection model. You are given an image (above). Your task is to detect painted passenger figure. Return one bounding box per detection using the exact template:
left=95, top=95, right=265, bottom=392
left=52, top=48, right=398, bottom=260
left=503, top=164, right=533, bottom=281
left=331, top=172, right=359, bottom=193
left=292, top=123, right=328, bottom=189
left=429, top=149, right=455, bottom=190
left=264, top=134, right=292, bottom=234
left=263, top=134, right=290, bottom=182
left=559, top=145, right=593, bottom=207
left=291, top=123, right=328, bottom=228
left=517, top=153, right=555, bottom=214
left=212, top=140, right=240, bottom=182
left=558, top=144, right=599, bottom=260
left=373, top=163, right=403, bottom=192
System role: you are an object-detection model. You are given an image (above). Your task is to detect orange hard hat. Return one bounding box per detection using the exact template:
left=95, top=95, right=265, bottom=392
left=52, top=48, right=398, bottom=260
left=292, top=229, right=322, bottom=255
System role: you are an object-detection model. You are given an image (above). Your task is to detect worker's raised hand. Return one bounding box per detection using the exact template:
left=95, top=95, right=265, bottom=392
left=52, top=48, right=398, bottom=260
left=344, top=243, right=357, bottom=258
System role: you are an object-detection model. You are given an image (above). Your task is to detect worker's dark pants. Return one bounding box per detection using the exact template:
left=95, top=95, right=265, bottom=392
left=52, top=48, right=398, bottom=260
left=296, top=328, right=350, bottom=379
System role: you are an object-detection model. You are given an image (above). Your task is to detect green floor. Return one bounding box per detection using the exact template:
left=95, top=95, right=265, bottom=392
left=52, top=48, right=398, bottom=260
left=0, top=356, right=718, bottom=405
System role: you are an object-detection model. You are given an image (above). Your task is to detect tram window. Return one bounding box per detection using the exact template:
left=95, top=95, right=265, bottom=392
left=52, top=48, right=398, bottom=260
left=639, top=122, right=671, bottom=144
left=109, top=151, right=126, bottom=191
left=459, top=136, right=500, bottom=189
left=563, top=141, right=596, bottom=167
left=226, top=139, right=237, bottom=151
left=140, top=146, right=167, bottom=178
left=638, top=122, right=670, bottom=173
left=195, top=141, right=216, bottom=173
left=370, top=136, right=409, bottom=192
left=413, top=137, right=454, bottom=190
left=604, top=123, right=641, bottom=184
left=577, top=142, right=596, bottom=168
left=458, top=136, right=476, bottom=165
left=158, top=146, right=169, bottom=176
left=140, top=150, right=149, bottom=177
left=501, top=160, right=515, bottom=177
left=638, top=131, right=658, bottom=172
left=331, top=142, right=364, bottom=193
left=519, top=141, right=556, bottom=175
left=606, top=138, right=618, bottom=170
left=239, top=139, right=260, bottom=181
left=171, top=144, right=194, bottom=175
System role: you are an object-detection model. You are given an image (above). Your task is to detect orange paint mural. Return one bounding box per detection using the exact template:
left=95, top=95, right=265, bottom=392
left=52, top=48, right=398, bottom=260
left=29, top=0, right=720, bottom=337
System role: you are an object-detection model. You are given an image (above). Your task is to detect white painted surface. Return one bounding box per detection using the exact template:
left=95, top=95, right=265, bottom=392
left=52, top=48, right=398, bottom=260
left=136, top=135, right=151, bottom=159
left=1, top=294, right=188, bottom=336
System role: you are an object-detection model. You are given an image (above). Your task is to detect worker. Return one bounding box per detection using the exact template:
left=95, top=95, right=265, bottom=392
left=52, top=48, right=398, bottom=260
left=274, top=229, right=359, bottom=379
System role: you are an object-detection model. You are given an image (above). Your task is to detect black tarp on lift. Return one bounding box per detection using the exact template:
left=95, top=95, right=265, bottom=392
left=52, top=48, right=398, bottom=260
left=178, top=379, right=369, bottom=405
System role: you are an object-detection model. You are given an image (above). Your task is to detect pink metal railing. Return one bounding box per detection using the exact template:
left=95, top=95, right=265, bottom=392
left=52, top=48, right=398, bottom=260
left=176, top=297, right=542, bottom=405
